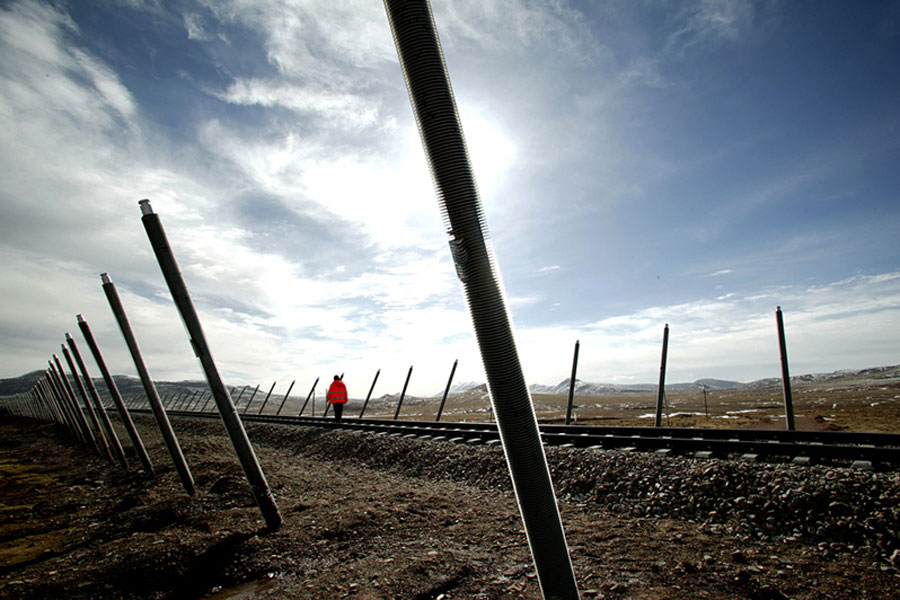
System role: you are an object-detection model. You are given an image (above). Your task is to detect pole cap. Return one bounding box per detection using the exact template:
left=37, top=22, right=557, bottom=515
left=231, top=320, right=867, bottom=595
left=138, top=198, right=154, bottom=215
left=65, top=332, right=73, bottom=340
left=77, top=314, right=85, bottom=323
left=101, top=273, right=112, bottom=284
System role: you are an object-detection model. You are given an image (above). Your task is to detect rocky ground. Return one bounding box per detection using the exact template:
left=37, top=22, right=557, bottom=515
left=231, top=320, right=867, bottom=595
left=1, top=413, right=899, bottom=599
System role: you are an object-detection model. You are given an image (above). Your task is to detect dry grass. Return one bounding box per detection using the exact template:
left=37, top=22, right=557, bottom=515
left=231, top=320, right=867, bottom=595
left=349, top=375, right=900, bottom=434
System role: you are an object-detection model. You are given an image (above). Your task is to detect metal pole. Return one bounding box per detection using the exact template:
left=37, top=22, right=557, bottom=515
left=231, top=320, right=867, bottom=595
left=259, top=381, right=276, bottom=414
left=776, top=306, right=796, bottom=431
left=358, top=369, right=380, bottom=418
left=48, top=359, right=86, bottom=444
left=77, top=315, right=154, bottom=475
left=565, top=341, right=580, bottom=426
left=52, top=355, right=99, bottom=452
left=177, top=391, right=192, bottom=410
left=233, top=385, right=249, bottom=411
left=39, top=375, right=70, bottom=434
left=200, top=392, right=213, bottom=413
left=703, top=386, right=709, bottom=419
left=298, top=377, right=319, bottom=416
left=184, top=390, right=200, bottom=411
left=102, top=273, right=195, bottom=495
left=394, top=365, right=413, bottom=421
left=382, top=2, right=578, bottom=595
left=275, top=380, right=295, bottom=416
left=67, top=333, right=127, bottom=467
left=436, top=360, right=457, bottom=422
left=243, top=384, right=261, bottom=414
left=138, top=200, right=281, bottom=530
left=655, top=324, right=669, bottom=428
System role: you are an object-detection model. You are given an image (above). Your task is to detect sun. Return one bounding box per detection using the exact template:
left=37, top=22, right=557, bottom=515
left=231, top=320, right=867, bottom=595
left=459, top=110, right=516, bottom=196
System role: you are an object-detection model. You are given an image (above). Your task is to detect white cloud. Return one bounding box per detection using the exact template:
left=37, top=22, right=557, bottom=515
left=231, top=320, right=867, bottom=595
left=217, top=78, right=387, bottom=131
left=706, top=269, right=733, bottom=277
left=515, top=271, right=900, bottom=386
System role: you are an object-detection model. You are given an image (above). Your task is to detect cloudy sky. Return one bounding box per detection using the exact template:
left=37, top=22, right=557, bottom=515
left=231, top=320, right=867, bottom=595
left=1, top=0, right=898, bottom=398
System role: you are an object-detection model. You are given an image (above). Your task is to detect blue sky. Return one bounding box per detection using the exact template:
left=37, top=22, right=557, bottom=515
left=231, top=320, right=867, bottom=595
left=1, top=0, right=898, bottom=397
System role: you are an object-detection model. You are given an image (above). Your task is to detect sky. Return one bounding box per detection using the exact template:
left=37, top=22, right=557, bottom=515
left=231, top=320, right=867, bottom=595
left=1, top=0, right=898, bottom=398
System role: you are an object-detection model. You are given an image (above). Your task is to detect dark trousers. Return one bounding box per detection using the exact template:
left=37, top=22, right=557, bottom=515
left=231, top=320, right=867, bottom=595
left=333, top=402, right=344, bottom=422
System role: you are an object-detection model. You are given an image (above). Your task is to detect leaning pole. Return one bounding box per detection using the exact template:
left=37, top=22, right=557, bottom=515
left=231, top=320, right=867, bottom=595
left=382, top=1, right=579, bottom=597
left=138, top=199, right=282, bottom=531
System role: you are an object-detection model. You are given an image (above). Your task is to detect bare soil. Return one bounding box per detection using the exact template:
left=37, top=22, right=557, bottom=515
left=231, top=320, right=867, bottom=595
left=2, top=403, right=900, bottom=599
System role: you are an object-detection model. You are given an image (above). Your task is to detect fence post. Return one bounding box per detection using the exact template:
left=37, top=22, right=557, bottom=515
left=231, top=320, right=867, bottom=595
left=45, top=371, right=82, bottom=441
left=243, top=384, right=261, bottom=414
left=382, top=2, right=579, bottom=595
left=102, top=273, right=195, bottom=495
left=275, top=380, right=296, bottom=416
left=435, top=360, right=457, bottom=422
left=184, top=390, right=200, bottom=411
left=358, top=369, right=380, bottom=418
left=39, top=374, right=71, bottom=435
left=776, top=306, right=796, bottom=431
left=233, top=385, right=249, bottom=411
left=77, top=315, right=154, bottom=475
left=52, top=355, right=99, bottom=452
left=655, top=324, right=669, bottom=428
left=258, top=381, right=276, bottom=414
left=565, top=341, right=580, bottom=426
left=394, top=365, right=413, bottom=421
left=66, top=333, right=127, bottom=467
left=138, top=199, right=281, bottom=530
left=298, top=377, right=319, bottom=416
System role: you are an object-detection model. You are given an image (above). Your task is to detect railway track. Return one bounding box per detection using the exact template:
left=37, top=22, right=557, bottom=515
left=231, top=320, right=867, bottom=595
left=151, top=409, right=900, bottom=467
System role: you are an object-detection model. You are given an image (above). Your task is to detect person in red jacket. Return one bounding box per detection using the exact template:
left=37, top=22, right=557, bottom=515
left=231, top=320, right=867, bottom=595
left=326, top=375, right=348, bottom=422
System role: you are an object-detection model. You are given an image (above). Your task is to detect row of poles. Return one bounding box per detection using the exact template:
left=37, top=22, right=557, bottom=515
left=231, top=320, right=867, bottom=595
left=1, top=201, right=281, bottom=530
left=562, top=307, right=798, bottom=430
left=107, top=357, right=461, bottom=423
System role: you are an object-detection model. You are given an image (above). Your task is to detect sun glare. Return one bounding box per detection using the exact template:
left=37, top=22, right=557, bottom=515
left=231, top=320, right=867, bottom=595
left=460, top=112, right=516, bottom=196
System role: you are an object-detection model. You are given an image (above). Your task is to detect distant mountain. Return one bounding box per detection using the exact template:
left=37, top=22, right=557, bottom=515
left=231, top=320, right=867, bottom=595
left=0, top=371, right=44, bottom=395
left=694, top=378, right=744, bottom=390
left=3, top=365, right=898, bottom=399
left=443, top=381, right=483, bottom=396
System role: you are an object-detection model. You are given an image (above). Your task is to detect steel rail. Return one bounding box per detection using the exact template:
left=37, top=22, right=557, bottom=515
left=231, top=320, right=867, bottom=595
left=130, top=410, right=900, bottom=464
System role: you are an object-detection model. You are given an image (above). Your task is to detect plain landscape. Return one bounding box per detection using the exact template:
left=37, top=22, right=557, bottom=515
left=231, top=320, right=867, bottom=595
left=1, top=365, right=899, bottom=599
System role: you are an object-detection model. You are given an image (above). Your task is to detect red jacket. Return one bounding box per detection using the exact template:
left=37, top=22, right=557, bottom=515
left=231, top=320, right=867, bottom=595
left=327, top=379, right=348, bottom=404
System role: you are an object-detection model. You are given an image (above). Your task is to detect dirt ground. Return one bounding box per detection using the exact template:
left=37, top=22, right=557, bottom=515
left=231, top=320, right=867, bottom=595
left=2, top=412, right=899, bottom=599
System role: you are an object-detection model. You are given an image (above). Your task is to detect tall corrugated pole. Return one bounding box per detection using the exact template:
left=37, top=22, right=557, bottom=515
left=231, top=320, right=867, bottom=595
left=435, top=359, right=457, bottom=422
left=298, top=377, right=319, bottom=416
left=66, top=333, right=127, bottom=467
left=102, top=273, right=195, bottom=495
left=776, top=306, right=796, bottom=431
left=382, top=2, right=578, bottom=595
left=655, top=324, right=669, bottom=428
left=138, top=200, right=281, bottom=530
left=358, top=369, right=380, bottom=418
left=78, top=315, right=154, bottom=475
left=565, top=341, right=580, bottom=426
left=275, top=380, right=296, bottom=416
left=394, top=365, right=413, bottom=421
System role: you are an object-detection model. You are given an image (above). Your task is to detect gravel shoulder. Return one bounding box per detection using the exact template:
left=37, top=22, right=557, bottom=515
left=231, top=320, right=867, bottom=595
left=1, top=414, right=899, bottom=599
